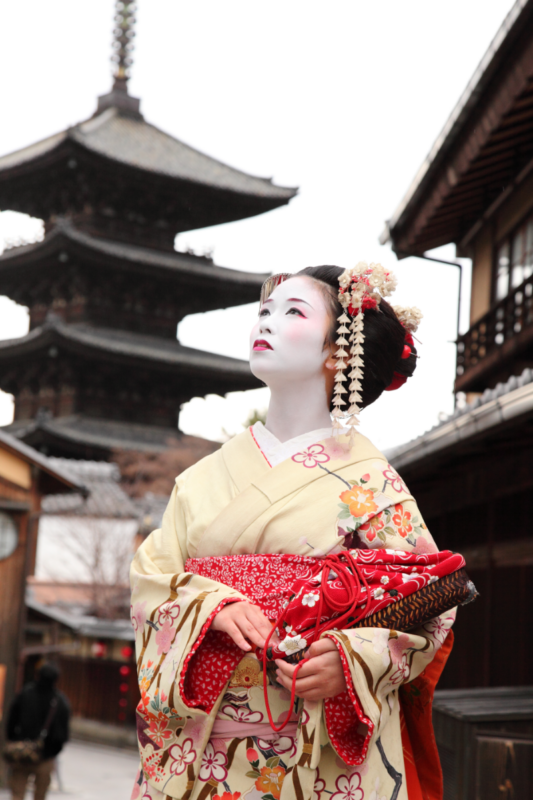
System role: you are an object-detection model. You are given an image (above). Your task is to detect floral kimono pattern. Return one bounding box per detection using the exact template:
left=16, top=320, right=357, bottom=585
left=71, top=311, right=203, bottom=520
left=130, top=429, right=455, bottom=800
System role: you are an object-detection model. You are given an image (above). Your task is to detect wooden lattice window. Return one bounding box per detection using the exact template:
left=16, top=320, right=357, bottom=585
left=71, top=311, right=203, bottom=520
left=495, top=213, right=533, bottom=301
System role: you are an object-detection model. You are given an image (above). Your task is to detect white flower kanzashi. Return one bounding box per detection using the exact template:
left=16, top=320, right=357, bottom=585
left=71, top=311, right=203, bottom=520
left=279, top=634, right=308, bottom=654
left=392, top=305, right=423, bottom=333
left=302, top=592, right=320, bottom=608
left=333, top=261, right=400, bottom=445
left=373, top=587, right=385, bottom=599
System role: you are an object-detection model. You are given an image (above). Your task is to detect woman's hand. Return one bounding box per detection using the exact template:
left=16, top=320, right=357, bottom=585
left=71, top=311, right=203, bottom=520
left=275, top=638, right=347, bottom=700
left=212, top=601, right=275, bottom=652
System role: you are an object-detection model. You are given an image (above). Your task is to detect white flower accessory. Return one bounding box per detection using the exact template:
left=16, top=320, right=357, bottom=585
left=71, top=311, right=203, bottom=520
left=279, top=634, right=308, bottom=654
left=391, top=305, right=423, bottom=333
left=333, top=262, right=399, bottom=445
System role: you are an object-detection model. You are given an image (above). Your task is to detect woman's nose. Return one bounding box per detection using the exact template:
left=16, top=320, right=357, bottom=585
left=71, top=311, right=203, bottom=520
left=259, top=320, right=273, bottom=334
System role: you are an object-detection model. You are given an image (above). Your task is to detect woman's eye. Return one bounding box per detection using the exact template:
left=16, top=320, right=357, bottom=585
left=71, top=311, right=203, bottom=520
left=287, top=307, right=305, bottom=317
left=259, top=308, right=270, bottom=317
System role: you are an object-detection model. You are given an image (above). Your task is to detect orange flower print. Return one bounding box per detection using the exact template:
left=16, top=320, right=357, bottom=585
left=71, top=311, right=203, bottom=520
left=339, top=487, right=378, bottom=519
left=213, top=793, right=241, bottom=800
left=392, top=503, right=413, bottom=538
left=358, top=513, right=385, bottom=543
left=256, top=765, right=286, bottom=800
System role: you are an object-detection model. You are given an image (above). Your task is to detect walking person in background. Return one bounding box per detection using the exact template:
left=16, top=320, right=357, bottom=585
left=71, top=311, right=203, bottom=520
left=6, top=663, right=70, bottom=800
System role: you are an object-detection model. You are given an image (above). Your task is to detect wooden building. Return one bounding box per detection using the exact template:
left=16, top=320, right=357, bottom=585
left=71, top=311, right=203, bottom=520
left=0, top=1, right=297, bottom=460
left=0, top=430, right=82, bottom=759
left=381, top=0, right=533, bottom=691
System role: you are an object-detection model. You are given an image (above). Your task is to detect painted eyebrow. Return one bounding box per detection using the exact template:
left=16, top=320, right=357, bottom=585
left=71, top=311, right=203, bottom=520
left=287, top=297, right=313, bottom=307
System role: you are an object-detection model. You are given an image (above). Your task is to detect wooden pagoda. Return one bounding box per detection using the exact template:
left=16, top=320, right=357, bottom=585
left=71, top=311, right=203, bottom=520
left=0, top=2, right=296, bottom=459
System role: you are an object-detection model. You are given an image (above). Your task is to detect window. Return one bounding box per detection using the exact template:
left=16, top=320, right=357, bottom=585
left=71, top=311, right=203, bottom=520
left=495, top=214, right=533, bottom=301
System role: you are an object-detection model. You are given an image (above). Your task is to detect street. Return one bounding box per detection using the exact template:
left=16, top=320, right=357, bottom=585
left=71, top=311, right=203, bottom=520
left=1, top=741, right=138, bottom=800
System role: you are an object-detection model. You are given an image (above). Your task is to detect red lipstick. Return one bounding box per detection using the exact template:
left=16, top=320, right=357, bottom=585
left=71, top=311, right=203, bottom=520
left=253, top=339, right=273, bottom=351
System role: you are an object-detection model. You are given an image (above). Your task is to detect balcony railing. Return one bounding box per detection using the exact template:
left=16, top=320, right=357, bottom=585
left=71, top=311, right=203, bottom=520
left=456, top=273, right=533, bottom=388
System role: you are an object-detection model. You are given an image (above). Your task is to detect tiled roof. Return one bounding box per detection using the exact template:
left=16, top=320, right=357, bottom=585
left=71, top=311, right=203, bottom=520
left=5, top=415, right=182, bottom=454
left=41, top=457, right=139, bottom=519
left=0, top=318, right=257, bottom=382
left=386, top=367, right=533, bottom=470
left=0, top=107, right=297, bottom=201
left=0, top=218, right=269, bottom=292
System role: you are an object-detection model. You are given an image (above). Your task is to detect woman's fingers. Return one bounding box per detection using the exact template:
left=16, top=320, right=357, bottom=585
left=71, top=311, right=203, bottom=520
left=306, top=637, right=337, bottom=658
left=226, top=622, right=252, bottom=651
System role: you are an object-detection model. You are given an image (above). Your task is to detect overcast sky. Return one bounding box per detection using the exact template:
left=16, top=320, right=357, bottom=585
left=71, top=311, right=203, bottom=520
left=0, top=0, right=517, bottom=451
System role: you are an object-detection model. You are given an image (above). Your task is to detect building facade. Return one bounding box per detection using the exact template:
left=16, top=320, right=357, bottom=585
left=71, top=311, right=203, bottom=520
left=381, top=0, right=533, bottom=691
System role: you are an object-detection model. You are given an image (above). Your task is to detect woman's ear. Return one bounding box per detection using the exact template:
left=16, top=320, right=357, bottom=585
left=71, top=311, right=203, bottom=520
left=324, top=356, right=337, bottom=371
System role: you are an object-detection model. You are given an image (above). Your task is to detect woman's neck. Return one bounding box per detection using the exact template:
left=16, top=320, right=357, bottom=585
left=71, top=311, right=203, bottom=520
left=264, top=376, right=332, bottom=443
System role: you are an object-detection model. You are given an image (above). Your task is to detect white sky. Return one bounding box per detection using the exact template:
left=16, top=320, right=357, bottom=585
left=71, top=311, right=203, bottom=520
left=0, top=0, right=517, bottom=451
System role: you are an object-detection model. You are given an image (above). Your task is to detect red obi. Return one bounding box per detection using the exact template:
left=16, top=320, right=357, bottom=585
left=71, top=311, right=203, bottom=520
left=185, top=548, right=465, bottom=662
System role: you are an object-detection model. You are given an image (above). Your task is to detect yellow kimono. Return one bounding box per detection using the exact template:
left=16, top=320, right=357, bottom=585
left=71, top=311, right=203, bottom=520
left=130, top=427, right=455, bottom=800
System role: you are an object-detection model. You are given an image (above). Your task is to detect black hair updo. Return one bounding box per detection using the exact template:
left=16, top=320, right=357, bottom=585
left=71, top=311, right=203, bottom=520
left=293, top=265, right=418, bottom=409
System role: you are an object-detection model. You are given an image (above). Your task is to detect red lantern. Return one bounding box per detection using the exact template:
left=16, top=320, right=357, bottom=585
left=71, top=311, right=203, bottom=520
left=121, top=646, right=133, bottom=659
left=119, top=665, right=130, bottom=676
left=119, top=698, right=128, bottom=708
left=91, top=642, right=107, bottom=658
left=119, top=682, right=129, bottom=693
left=118, top=711, right=126, bottom=721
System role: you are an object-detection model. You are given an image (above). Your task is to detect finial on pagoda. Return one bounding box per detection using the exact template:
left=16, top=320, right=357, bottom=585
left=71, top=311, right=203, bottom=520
left=96, top=0, right=142, bottom=118
left=111, top=1, right=136, bottom=90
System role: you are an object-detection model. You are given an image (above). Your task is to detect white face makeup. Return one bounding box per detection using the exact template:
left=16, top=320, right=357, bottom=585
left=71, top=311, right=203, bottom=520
left=249, top=276, right=332, bottom=386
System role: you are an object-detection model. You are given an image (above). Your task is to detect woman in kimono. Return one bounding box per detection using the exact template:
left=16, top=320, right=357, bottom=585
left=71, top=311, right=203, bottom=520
left=131, top=263, right=455, bottom=800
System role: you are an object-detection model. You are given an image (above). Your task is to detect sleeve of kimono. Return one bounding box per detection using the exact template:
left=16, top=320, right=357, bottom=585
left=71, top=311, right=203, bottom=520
left=322, top=498, right=456, bottom=766
left=130, top=478, right=247, bottom=727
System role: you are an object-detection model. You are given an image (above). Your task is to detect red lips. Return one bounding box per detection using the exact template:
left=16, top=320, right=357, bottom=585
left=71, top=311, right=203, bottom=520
left=253, top=339, right=273, bottom=351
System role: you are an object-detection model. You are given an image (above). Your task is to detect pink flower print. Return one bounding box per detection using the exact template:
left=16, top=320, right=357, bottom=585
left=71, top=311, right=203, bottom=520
left=199, top=742, right=228, bottom=782
left=158, top=601, right=180, bottom=626
left=423, top=615, right=449, bottom=645
left=390, top=655, right=410, bottom=685
left=155, top=619, right=174, bottom=655
left=382, top=464, right=409, bottom=493
left=131, top=601, right=147, bottom=632
left=369, top=777, right=387, bottom=800
left=313, top=768, right=326, bottom=800
left=331, top=773, right=364, bottom=800
left=292, top=444, right=330, bottom=468
left=372, top=628, right=390, bottom=666
left=169, top=738, right=196, bottom=776
left=388, top=633, right=412, bottom=665
left=323, top=437, right=351, bottom=461
left=413, top=535, right=438, bottom=555
left=148, top=714, right=173, bottom=747
left=221, top=705, right=263, bottom=724
left=130, top=769, right=143, bottom=800
left=272, top=736, right=297, bottom=759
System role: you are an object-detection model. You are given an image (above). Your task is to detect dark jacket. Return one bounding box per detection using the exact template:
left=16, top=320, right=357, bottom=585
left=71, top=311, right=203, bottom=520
left=7, top=683, right=70, bottom=760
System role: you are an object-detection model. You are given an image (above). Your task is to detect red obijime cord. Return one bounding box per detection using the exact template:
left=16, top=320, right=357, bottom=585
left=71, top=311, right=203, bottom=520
left=262, top=551, right=370, bottom=733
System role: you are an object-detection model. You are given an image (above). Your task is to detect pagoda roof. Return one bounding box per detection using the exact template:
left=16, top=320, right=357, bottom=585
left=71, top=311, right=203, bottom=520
left=5, top=416, right=201, bottom=457
left=0, top=318, right=258, bottom=387
left=0, top=218, right=268, bottom=300
left=0, top=106, right=297, bottom=230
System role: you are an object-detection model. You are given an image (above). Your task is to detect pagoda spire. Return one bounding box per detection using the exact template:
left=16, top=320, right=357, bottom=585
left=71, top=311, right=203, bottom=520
left=111, top=1, right=137, bottom=91
left=96, top=0, right=142, bottom=117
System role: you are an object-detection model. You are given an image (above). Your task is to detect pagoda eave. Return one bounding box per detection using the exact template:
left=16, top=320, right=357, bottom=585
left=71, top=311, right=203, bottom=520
left=0, top=220, right=269, bottom=315
left=0, top=110, right=297, bottom=236
left=3, top=416, right=185, bottom=459
left=0, top=322, right=259, bottom=391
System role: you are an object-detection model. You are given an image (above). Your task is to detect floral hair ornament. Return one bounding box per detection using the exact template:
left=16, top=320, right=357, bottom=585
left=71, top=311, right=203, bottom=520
left=333, top=262, right=398, bottom=445
left=259, top=273, right=293, bottom=307
left=385, top=305, right=424, bottom=392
